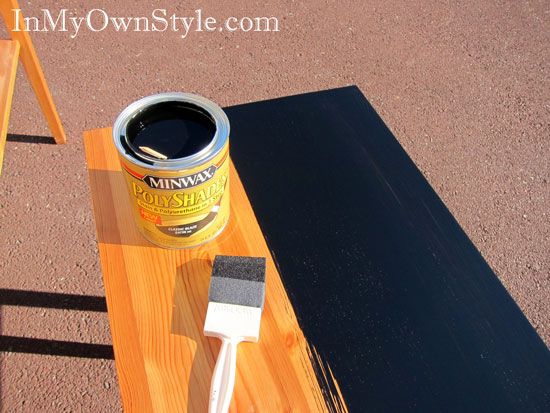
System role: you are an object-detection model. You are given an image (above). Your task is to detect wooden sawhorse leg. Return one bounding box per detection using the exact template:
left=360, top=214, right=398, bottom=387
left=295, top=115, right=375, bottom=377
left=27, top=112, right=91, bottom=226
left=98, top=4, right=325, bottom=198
left=0, top=0, right=66, bottom=144
left=0, top=40, right=20, bottom=174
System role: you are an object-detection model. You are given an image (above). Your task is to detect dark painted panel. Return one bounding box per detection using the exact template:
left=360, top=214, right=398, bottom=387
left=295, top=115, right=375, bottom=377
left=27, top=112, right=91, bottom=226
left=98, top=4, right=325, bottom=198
left=226, top=87, right=550, bottom=412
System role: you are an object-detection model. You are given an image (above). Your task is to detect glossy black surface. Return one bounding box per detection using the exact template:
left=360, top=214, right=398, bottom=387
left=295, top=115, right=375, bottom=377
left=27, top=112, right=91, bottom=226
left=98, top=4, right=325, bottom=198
left=126, top=101, right=216, bottom=160
left=227, top=86, right=550, bottom=412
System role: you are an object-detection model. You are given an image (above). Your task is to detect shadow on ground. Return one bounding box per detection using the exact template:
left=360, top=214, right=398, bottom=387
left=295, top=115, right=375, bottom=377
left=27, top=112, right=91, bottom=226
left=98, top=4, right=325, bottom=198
left=0, top=289, right=113, bottom=359
left=6, top=134, right=56, bottom=145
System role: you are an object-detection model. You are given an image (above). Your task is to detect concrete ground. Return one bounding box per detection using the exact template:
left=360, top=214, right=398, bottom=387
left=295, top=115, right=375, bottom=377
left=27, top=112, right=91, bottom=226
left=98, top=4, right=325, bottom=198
left=0, top=0, right=548, bottom=411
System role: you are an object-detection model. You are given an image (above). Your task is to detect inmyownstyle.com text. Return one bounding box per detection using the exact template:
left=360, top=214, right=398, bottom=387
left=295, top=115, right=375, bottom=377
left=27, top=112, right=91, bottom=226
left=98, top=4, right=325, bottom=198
left=12, top=8, right=280, bottom=39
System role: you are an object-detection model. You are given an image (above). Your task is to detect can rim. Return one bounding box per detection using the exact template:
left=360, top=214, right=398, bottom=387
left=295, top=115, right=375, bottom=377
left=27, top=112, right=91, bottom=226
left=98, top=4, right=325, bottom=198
left=112, top=92, right=230, bottom=171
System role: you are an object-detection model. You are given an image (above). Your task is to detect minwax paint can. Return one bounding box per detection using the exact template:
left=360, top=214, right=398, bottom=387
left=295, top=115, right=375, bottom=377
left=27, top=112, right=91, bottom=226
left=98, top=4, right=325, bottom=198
left=112, top=93, right=230, bottom=249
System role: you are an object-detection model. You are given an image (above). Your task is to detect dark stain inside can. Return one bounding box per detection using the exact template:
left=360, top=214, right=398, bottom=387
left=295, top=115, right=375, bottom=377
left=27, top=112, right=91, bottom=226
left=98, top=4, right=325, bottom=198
left=126, top=101, right=216, bottom=160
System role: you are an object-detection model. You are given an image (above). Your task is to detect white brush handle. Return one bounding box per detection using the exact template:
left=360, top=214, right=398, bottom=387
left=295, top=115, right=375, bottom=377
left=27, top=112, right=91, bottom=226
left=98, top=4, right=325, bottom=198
left=209, top=337, right=239, bottom=413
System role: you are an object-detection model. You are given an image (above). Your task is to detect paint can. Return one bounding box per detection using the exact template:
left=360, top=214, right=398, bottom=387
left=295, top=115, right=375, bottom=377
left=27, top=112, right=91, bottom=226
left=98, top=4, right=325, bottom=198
left=112, top=93, right=230, bottom=249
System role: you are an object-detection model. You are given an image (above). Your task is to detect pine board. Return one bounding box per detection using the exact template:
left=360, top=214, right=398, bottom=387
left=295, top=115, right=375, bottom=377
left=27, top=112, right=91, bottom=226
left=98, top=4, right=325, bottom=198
left=83, top=127, right=346, bottom=412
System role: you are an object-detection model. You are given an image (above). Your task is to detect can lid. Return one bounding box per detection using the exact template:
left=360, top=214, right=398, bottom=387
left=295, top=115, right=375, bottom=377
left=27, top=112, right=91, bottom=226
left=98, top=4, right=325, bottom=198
left=113, top=93, right=230, bottom=171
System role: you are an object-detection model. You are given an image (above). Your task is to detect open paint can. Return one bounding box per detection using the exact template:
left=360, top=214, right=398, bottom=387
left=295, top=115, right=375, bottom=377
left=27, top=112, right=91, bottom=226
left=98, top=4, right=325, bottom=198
left=112, top=93, right=230, bottom=249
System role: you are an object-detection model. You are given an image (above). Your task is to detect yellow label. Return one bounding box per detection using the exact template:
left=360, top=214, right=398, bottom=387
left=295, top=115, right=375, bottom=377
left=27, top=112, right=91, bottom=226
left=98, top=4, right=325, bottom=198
left=119, top=143, right=230, bottom=248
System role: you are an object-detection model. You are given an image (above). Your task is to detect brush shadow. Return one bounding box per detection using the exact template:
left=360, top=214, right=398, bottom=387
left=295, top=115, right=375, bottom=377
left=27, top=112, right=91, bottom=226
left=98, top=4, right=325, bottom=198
left=6, top=134, right=56, bottom=145
left=171, top=258, right=219, bottom=412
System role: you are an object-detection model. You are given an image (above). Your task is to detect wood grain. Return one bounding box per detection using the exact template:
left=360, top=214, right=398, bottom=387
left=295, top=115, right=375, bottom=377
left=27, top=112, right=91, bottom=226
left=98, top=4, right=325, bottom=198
left=0, top=39, right=19, bottom=174
left=83, top=128, right=347, bottom=412
left=0, top=0, right=66, bottom=144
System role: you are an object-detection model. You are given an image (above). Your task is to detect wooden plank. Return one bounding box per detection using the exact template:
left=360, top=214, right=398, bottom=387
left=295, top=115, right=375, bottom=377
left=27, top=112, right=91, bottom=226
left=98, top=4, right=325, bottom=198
left=0, top=39, right=19, bottom=175
left=227, top=86, right=550, bottom=412
left=0, top=0, right=66, bottom=144
left=83, top=128, right=347, bottom=412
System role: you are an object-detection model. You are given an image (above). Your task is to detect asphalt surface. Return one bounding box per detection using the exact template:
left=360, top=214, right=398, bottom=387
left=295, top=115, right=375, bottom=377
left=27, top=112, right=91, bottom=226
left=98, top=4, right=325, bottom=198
left=0, top=1, right=548, bottom=411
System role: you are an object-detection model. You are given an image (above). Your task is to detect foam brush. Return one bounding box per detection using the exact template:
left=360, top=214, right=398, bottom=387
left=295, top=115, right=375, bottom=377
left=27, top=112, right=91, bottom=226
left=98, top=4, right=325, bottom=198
left=203, top=255, right=266, bottom=413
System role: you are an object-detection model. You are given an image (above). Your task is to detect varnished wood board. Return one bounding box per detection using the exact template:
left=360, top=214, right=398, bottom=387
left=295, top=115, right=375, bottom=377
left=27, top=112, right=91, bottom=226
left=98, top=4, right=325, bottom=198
left=83, top=128, right=347, bottom=412
left=0, top=39, right=19, bottom=174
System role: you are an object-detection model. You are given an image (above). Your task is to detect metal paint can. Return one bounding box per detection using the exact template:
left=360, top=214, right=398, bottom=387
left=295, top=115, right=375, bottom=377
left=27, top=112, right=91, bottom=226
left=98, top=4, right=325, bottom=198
left=112, top=93, right=230, bottom=249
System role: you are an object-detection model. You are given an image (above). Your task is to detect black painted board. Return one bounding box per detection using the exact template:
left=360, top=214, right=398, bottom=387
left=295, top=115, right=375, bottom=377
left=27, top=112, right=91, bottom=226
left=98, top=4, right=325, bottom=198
left=226, top=86, right=550, bottom=413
